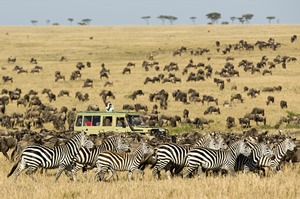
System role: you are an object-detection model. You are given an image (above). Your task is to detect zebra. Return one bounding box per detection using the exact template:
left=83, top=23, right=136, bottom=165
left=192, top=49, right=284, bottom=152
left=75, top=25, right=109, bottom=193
left=258, top=137, right=296, bottom=174
left=152, top=132, right=228, bottom=180
left=93, top=142, right=153, bottom=181
left=71, top=135, right=132, bottom=181
left=234, top=138, right=273, bottom=174
left=183, top=138, right=251, bottom=178
left=7, top=130, right=93, bottom=182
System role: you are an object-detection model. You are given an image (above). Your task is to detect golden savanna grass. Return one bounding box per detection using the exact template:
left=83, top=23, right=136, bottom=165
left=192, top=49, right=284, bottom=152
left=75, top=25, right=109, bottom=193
left=0, top=25, right=300, bottom=198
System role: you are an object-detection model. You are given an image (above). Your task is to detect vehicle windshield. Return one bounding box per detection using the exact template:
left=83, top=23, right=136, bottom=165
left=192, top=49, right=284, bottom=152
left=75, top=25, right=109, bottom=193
left=126, top=114, right=142, bottom=126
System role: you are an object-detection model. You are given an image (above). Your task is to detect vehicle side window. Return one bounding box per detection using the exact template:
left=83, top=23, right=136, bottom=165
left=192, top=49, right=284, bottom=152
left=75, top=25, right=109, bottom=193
left=92, top=116, right=101, bottom=126
left=83, top=116, right=92, bottom=126
left=76, top=116, right=82, bottom=126
left=103, top=116, right=112, bottom=126
left=116, top=117, right=126, bottom=128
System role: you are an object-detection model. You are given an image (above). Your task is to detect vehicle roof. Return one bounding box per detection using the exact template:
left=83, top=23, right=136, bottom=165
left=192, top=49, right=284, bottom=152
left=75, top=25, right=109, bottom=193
left=76, top=111, right=141, bottom=116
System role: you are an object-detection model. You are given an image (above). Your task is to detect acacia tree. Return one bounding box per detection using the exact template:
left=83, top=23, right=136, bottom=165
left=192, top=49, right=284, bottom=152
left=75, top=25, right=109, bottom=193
left=266, top=16, right=275, bottom=24
left=190, top=17, right=197, bottom=25
left=141, top=16, right=151, bottom=25
left=230, top=16, right=236, bottom=24
left=206, top=12, right=221, bottom=24
left=68, top=18, right=74, bottom=25
left=242, top=14, right=254, bottom=24
left=82, top=18, right=92, bottom=25
left=31, top=20, right=38, bottom=26
left=237, top=17, right=245, bottom=24
left=166, top=16, right=178, bottom=25
left=157, top=15, right=167, bottom=25
left=46, top=20, right=50, bottom=25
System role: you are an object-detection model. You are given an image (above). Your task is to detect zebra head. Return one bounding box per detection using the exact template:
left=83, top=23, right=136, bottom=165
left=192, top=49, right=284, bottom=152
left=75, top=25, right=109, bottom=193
left=140, top=142, right=153, bottom=155
left=215, top=132, right=228, bottom=149
left=238, top=139, right=252, bottom=157
left=80, top=129, right=94, bottom=149
left=284, top=137, right=296, bottom=152
left=262, top=142, right=274, bottom=158
left=117, top=135, right=132, bottom=152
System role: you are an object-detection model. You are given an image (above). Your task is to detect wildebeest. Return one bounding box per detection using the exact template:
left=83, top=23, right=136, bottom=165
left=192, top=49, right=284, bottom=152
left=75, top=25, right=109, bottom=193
left=7, top=57, right=16, bottom=63
left=58, top=90, right=70, bottom=97
left=254, top=114, right=266, bottom=125
left=122, top=104, right=135, bottom=111
left=87, top=104, right=100, bottom=111
left=251, top=107, right=265, bottom=116
left=230, top=93, right=244, bottom=103
left=280, top=100, right=288, bottom=109
left=226, top=116, right=235, bottom=128
left=213, top=78, right=224, bottom=86
left=239, top=117, right=250, bottom=128
left=100, top=72, right=109, bottom=79
left=2, top=76, right=13, bottom=83
left=30, top=57, right=37, bottom=64
left=204, top=106, right=220, bottom=115
left=202, top=95, right=218, bottom=105
left=266, top=96, right=275, bottom=105
left=122, top=67, right=131, bottom=74
left=104, top=81, right=113, bottom=87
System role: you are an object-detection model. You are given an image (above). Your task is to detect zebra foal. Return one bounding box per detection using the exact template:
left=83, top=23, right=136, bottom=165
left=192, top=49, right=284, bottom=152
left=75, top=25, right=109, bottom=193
left=183, top=138, right=251, bottom=178
left=7, top=130, right=93, bottom=182
left=72, top=135, right=131, bottom=181
left=94, top=142, right=153, bottom=181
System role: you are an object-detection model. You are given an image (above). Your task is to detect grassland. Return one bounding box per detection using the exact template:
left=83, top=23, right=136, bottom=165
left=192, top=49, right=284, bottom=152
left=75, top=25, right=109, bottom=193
left=0, top=25, right=300, bottom=198
left=0, top=25, right=300, bottom=134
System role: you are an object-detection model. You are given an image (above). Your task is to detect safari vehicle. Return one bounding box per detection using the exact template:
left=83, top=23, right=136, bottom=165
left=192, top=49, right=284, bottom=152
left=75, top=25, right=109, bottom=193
left=74, top=111, right=167, bottom=135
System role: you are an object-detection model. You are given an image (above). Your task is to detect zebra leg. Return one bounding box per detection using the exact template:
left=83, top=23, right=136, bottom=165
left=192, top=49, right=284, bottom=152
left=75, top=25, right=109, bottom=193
left=106, top=170, right=115, bottom=181
left=183, top=166, right=195, bottom=179
left=197, top=166, right=203, bottom=179
left=26, top=167, right=38, bottom=181
left=14, top=159, right=27, bottom=181
left=130, top=169, right=144, bottom=180
left=55, top=165, right=66, bottom=182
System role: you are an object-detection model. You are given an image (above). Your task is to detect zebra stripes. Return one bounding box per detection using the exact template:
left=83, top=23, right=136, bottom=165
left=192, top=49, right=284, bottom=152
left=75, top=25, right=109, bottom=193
left=7, top=130, right=93, bottom=182
left=72, top=135, right=131, bottom=181
left=93, top=142, right=153, bottom=181
left=258, top=137, right=296, bottom=174
left=234, top=139, right=273, bottom=174
left=183, top=139, right=251, bottom=178
left=152, top=132, right=228, bottom=179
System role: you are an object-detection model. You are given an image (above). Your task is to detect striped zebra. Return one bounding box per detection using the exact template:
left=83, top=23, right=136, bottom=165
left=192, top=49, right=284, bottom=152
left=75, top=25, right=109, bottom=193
left=234, top=138, right=273, bottom=174
left=7, top=130, right=93, bottom=182
left=72, top=135, right=131, bottom=181
left=152, top=132, right=228, bottom=180
left=93, top=142, right=153, bottom=181
left=183, top=138, right=251, bottom=178
left=258, top=137, right=296, bottom=174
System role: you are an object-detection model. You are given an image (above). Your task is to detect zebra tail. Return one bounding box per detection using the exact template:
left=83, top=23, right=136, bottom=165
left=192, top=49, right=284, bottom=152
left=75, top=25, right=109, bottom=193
left=7, top=153, right=21, bottom=178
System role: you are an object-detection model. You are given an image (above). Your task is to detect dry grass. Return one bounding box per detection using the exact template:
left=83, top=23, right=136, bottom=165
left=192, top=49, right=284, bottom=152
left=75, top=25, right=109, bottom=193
left=0, top=154, right=299, bottom=199
left=0, top=25, right=300, bottom=198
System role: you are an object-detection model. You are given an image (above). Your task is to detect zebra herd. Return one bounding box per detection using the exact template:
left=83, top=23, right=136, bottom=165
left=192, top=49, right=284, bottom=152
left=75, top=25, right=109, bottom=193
left=6, top=131, right=296, bottom=182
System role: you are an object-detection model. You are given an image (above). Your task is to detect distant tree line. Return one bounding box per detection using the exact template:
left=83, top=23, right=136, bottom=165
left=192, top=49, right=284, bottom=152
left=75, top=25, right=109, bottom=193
left=30, top=13, right=278, bottom=26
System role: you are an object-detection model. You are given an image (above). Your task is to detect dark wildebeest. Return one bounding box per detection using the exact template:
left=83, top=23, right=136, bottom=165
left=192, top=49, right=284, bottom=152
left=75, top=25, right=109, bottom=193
left=122, top=67, right=131, bottom=74
left=254, top=114, right=266, bottom=125
left=100, top=72, right=109, bottom=79
left=204, top=106, right=220, bottom=115
left=280, top=100, right=288, bottom=109
left=266, top=96, right=275, bottom=105
left=183, top=109, right=189, bottom=118
left=2, top=76, right=13, bottom=83
left=58, top=90, right=70, bottom=97
left=122, top=104, right=135, bottom=111
left=202, top=95, right=218, bottom=105
left=251, top=107, right=265, bottom=116
left=47, top=92, right=56, bottom=102
left=226, top=116, right=235, bottom=128
left=87, top=104, right=100, bottom=111
left=239, top=118, right=250, bottom=128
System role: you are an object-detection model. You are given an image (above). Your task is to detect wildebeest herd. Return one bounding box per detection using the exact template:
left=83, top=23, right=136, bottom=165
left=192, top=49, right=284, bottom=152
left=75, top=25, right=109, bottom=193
left=0, top=31, right=299, bottom=182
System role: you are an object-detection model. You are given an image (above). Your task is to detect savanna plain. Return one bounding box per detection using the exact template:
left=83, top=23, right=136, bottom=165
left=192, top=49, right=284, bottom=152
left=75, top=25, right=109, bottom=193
left=0, top=25, right=299, bottom=199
